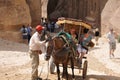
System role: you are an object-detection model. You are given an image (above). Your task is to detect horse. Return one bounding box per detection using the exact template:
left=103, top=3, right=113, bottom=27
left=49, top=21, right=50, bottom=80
left=45, top=35, right=75, bottom=80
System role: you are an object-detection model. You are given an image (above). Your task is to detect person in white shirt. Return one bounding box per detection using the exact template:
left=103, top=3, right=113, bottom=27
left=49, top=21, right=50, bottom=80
left=107, top=28, right=116, bottom=58
left=29, top=25, right=46, bottom=80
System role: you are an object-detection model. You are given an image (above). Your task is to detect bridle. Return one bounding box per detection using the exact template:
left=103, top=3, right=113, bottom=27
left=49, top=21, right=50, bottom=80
left=45, top=36, right=68, bottom=60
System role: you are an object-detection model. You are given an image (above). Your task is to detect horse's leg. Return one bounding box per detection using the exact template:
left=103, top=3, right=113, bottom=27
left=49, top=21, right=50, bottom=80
left=62, top=64, right=68, bottom=80
left=56, top=64, right=60, bottom=80
left=62, top=64, right=65, bottom=78
left=70, top=56, right=75, bottom=78
left=65, top=65, right=68, bottom=80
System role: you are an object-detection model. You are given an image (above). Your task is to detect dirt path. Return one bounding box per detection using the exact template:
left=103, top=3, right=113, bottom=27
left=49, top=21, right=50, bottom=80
left=0, top=38, right=120, bottom=80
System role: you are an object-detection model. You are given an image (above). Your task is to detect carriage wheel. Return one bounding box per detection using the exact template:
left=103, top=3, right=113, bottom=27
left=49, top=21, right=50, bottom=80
left=82, top=60, right=88, bottom=79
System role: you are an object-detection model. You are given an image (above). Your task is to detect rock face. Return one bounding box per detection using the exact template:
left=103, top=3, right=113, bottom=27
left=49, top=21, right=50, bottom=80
left=41, top=0, right=48, bottom=18
left=0, top=0, right=42, bottom=42
left=26, top=0, right=41, bottom=27
left=47, top=0, right=102, bottom=31
left=0, top=0, right=31, bottom=31
left=101, top=0, right=120, bottom=35
left=0, top=0, right=31, bottom=42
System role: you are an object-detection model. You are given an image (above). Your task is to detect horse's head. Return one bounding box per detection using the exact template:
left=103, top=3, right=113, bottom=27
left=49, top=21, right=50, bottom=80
left=44, top=36, right=54, bottom=61
left=44, top=36, right=66, bottom=61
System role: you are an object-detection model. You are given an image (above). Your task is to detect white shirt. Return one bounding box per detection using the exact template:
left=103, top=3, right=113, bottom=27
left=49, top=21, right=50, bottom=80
left=107, top=32, right=116, bottom=43
left=29, top=32, right=46, bottom=51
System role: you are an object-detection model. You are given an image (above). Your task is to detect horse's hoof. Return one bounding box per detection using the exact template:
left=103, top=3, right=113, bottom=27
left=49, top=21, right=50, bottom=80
left=50, top=72, right=54, bottom=74
left=72, top=78, right=75, bottom=80
left=35, top=77, right=42, bottom=80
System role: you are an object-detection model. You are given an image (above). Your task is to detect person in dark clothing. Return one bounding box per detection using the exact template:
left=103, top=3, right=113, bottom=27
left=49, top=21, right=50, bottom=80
left=20, top=25, right=28, bottom=39
left=77, top=28, right=92, bottom=67
left=94, top=28, right=100, bottom=45
left=27, top=24, right=32, bottom=43
left=50, top=21, right=55, bottom=32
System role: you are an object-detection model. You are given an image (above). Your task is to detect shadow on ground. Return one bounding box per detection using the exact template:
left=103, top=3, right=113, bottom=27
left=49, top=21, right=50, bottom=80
left=41, top=74, right=120, bottom=80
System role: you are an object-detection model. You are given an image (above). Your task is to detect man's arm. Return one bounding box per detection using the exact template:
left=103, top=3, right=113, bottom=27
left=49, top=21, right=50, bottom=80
left=34, top=35, right=46, bottom=45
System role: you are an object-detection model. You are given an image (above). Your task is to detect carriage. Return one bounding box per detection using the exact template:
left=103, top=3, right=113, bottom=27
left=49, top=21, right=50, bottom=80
left=57, top=17, right=91, bottom=78
left=56, top=17, right=92, bottom=79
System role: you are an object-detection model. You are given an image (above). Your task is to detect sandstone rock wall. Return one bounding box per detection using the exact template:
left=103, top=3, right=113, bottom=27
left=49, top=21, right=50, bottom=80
left=0, top=0, right=31, bottom=42
left=0, top=0, right=31, bottom=31
left=41, top=0, right=48, bottom=18
left=47, top=0, right=101, bottom=30
left=26, top=0, right=41, bottom=27
left=101, top=0, right=120, bottom=35
left=0, top=0, right=42, bottom=43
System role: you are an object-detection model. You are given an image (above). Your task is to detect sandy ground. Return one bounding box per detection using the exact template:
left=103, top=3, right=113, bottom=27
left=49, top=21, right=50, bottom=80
left=0, top=37, right=120, bottom=80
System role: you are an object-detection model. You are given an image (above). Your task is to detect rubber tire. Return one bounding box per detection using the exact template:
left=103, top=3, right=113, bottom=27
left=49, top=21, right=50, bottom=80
left=82, top=60, right=88, bottom=79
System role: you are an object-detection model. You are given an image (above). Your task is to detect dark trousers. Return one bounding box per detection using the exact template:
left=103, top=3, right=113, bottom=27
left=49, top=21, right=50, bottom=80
left=27, top=34, right=31, bottom=43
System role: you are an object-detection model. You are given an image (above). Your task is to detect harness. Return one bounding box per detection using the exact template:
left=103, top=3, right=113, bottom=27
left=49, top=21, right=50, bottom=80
left=59, top=35, right=70, bottom=47
left=45, top=34, right=76, bottom=61
left=58, top=34, right=76, bottom=57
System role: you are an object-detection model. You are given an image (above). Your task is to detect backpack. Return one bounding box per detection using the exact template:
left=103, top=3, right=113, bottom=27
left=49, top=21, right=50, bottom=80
left=21, top=27, right=28, bottom=39
left=22, top=28, right=27, bottom=33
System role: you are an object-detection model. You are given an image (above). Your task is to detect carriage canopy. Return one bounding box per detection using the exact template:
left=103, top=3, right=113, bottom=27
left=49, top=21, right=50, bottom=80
left=57, top=17, right=91, bottom=29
